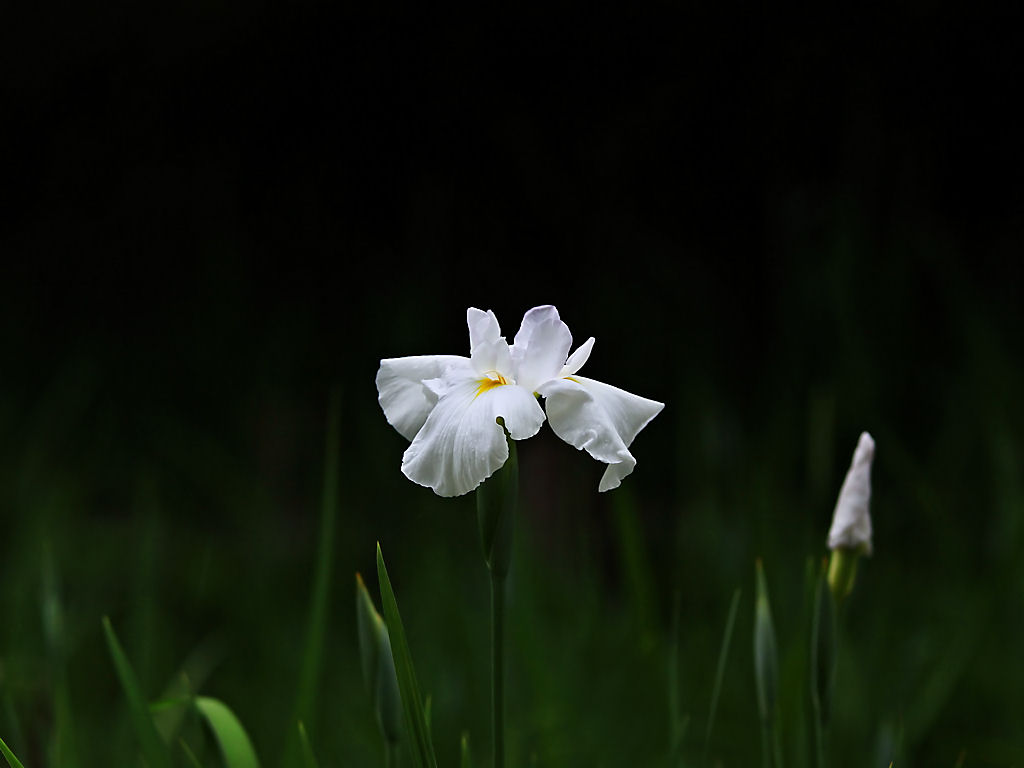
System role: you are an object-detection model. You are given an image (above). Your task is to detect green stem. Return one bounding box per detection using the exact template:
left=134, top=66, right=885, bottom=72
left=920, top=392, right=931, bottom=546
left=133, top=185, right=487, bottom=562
left=491, top=572, right=506, bottom=768
left=384, top=741, right=399, bottom=768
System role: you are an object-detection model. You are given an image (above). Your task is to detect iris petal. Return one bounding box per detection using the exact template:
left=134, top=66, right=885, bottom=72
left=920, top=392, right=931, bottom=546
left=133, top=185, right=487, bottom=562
left=376, top=355, right=472, bottom=441
left=401, top=379, right=545, bottom=497
left=467, top=308, right=502, bottom=352
left=560, top=337, right=595, bottom=377
left=511, top=305, right=573, bottom=392
left=539, top=375, right=664, bottom=491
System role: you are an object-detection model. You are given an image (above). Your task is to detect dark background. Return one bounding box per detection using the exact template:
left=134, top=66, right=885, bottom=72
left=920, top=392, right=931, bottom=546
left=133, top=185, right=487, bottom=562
left=2, top=8, right=1023, bottom=767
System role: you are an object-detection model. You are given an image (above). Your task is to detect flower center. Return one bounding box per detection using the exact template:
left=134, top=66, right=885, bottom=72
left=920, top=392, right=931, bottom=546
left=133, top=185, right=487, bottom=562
left=474, top=372, right=509, bottom=399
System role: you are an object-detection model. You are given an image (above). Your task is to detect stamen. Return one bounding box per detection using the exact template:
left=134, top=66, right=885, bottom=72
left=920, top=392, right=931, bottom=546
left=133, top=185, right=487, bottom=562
left=474, top=372, right=509, bottom=399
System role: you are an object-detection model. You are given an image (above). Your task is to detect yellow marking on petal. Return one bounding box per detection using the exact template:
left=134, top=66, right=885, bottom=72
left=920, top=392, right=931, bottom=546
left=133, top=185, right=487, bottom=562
left=564, top=376, right=581, bottom=383
left=474, top=373, right=509, bottom=399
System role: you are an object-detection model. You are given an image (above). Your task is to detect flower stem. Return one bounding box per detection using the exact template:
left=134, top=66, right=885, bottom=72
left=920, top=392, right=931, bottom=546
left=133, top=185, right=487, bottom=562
left=491, top=571, right=506, bottom=768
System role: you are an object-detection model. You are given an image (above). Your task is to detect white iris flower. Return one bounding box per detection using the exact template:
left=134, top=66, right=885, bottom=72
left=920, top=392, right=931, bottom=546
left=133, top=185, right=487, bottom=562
left=827, top=431, right=875, bottom=555
left=376, top=305, right=664, bottom=497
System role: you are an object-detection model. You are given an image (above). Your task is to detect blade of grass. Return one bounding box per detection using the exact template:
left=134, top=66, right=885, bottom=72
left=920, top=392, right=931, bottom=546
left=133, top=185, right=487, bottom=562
left=753, top=561, right=782, bottom=768
left=297, top=722, right=319, bottom=768
left=460, top=732, right=472, bottom=768
left=810, top=561, right=835, bottom=768
left=284, top=391, right=341, bottom=768
left=180, top=739, right=205, bottom=768
left=704, top=587, right=741, bottom=762
left=376, top=543, right=438, bottom=768
left=195, top=697, right=261, bottom=768
left=42, top=542, right=77, bottom=768
left=667, top=589, right=682, bottom=762
left=0, top=737, right=26, bottom=768
left=668, top=714, right=691, bottom=767
left=155, top=636, right=225, bottom=743
left=102, top=616, right=172, bottom=768
left=0, top=682, right=24, bottom=767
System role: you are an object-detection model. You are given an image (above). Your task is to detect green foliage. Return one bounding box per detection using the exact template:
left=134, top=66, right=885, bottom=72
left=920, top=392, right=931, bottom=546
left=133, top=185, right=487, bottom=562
left=102, top=617, right=173, bottom=768
left=0, top=737, right=27, bottom=768
left=194, top=697, right=260, bottom=768
left=376, top=544, right=439, bottom=768
left=296, top=722, right=319, bottom=768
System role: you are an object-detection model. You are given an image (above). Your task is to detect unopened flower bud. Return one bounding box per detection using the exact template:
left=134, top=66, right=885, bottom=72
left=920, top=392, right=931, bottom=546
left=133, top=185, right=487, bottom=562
left=827, top=432, right=875, bottom=601
left=827, top=432, right=874, bottom=554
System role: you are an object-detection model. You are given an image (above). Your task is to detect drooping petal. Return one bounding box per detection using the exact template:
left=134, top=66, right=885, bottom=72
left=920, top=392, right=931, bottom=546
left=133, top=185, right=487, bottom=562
left=827, top=432, right=874, bottom=555
left=510, top=305, right=573, bottom=392
left=560, top=337, right=595, bottom=377
left=539, top=375, right=664, bottom=491
left=376, top=355, right=472, bottom=441
left=401, top=380, right=545, bottom=497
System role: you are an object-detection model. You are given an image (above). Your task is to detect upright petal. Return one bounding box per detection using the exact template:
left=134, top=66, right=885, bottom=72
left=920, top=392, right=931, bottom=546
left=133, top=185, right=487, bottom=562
left=401, top=380, right=545, bottom=497
left=467, top=308, right=502, bottom=351
left=468, top=308, right=513, bottom=377
left=560, top=337, right=595, bottom=377
left=539, top=375, right=664, bottom=491
left=376, top=355, right=472, bottom=441
left=511, top=305, right=573, bottom=392
left=827, top=432, right=875, bottom=554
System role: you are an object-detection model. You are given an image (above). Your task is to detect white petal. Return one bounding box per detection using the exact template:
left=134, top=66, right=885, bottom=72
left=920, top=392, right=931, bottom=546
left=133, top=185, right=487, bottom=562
left=401, top=380, right=545, bottom=497
left=376, top=355, right=472, bottom=441
left=467, top=308, right=501, bottom=350
left=827, top=432, right=875, bottom=554
left=510, top=305, right=573, bottom=392
left=538, top=375, right=664, bottom=491
left=467, top=307, right=513, bottom=377
left=560, top=337, right=595, bottom=377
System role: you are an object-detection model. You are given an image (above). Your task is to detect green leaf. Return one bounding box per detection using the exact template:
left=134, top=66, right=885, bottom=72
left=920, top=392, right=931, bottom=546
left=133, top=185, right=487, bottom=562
left=376, top=543, right=438, bottom=768
left=460, top=732, right=472, bottom=768
left=180, top=739, right=205, bottom=768
left=705, top=588, right=741, bottom=758
left=0, top=737, right=27, bottom=768
left=285, top=391, right=341, bottom=768
left=195, top=697, right=261, bottom=768
left=356, top=574, right=403, bottom=745
left=753, top=560, right=783, bottom=768
left=102, top=616, right=172, bottom=768
left=297, top=722, right=319, bottom=768
left=753, top=561, right=779, bottom=726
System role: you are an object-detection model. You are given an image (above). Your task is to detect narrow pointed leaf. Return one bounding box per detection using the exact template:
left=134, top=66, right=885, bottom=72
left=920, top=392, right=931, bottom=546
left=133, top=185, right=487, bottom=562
left=376, top=544, right=438, bottom=768
left=285, top=391, right=341, bottom=768
left=297, top=722, right=319, bottom=768
left=180, top=739, right=205, bottom=768
left=460, top=732, right=472, bottom=768
left=195, top=697, right=260, bottom=768
left=102, top=616, right=172, bottom=768
left=705, top=588, right=741, bottom=756
left=0, top=737, right=26, bottom=768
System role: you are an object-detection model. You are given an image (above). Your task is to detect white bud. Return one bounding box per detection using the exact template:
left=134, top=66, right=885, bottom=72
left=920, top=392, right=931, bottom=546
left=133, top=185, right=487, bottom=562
left=827, top=432, right=874, bottom=555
